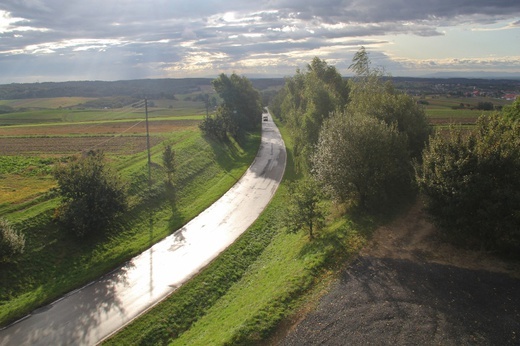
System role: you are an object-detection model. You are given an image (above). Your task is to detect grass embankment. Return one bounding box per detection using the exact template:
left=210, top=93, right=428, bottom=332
left=0, top=127, right=260, bottom=327
left=105, top=121, right=373, bottom=345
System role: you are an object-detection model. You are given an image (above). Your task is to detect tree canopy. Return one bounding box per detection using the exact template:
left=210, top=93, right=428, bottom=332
left=503, top=97, right=520, bottom=122
left=277, top=57, right=349, bottom=170
left=347, top=48, right=431, bottom=159
left=416, top=113, right=520, bottom=254
left=54, top=150, right=128, bottom=237
left=200, top=73, right=263, bottom=140
left=271, top=49, right=431, bottom=212
left=313, top=114, right=412, bottom=210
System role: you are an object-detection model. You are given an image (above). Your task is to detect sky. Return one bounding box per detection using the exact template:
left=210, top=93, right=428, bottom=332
left=0, top=0, right=519, bottom=84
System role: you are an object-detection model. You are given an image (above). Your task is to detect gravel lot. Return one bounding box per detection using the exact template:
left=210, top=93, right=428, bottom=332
left=278, top=203, right=520, bottom=346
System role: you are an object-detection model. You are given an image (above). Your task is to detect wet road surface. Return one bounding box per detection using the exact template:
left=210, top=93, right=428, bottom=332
left=0, top=112, right=285, bottom=346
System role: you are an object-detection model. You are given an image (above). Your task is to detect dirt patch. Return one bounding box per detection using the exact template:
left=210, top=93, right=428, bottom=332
left=363, top=201, right=520, bottom=277
left=276, top=201, right=520, bottom=345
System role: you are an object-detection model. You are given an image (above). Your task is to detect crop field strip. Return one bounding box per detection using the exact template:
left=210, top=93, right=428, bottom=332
left=0, top=119, right=199, bottom=156
left=0, top=98, right=205, bottom=210
left=0, top=98, right=203, bottom=157
left=0, top=97, right=98, bottom=109
left=0, top=136, right=164, bottom=155
left=0, top=119, right=199, bottom=136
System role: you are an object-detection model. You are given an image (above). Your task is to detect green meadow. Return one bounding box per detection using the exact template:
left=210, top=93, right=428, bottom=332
left=422, top=95, right=512, bottom=126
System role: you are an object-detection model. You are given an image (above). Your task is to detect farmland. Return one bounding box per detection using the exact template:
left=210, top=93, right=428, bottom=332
left=0, top=97, right=204, bottom=203
left=420, top=95, right=514, bottom=127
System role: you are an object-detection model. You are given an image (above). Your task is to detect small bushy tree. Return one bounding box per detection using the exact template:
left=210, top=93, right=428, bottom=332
left=284, top=178, right=325, bottom=240
left=313, top=114, right=412, bottom=211
left=0, top=218, right=25, bottom=262
left=162, top=144, right=176, bottom=185
left=416, top=113, right=520, bottom=253
left=54, top=150, right=128, bottom=238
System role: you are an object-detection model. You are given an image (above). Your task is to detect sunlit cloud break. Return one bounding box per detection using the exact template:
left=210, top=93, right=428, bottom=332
left=0, top=0, right=519, bottom=83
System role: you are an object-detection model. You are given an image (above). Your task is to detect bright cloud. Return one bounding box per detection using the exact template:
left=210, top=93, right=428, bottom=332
left=0, top=0, right=519, bottom=83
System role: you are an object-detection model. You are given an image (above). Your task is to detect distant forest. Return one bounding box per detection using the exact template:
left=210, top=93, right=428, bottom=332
left=0, top=78, right=285, bottom=100
left=0, top=77, right=518, bottom=100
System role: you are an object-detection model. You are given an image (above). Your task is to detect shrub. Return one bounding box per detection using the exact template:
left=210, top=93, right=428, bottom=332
left=416, top=113, right=520, bottom=254
left=477, top=101, right=494, bottom=111
left=53, top=150, right=128, bottom=237
left=199, top=107, right=232, bottom=141
left=284, top=178, right=325, bottom=240
left=0, top=218, right=25, bottom=262
left=313, top=114, right=413, bottom=211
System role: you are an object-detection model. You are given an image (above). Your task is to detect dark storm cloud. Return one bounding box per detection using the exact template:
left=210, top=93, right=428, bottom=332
left=271, top=0, right=520, bottom=23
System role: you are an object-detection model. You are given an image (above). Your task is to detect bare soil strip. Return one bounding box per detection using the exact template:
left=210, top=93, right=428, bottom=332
left=0, top=136, right=163, bottom=155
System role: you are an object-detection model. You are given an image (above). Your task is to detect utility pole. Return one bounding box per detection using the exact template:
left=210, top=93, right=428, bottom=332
left=145, top=99, right=152, bottom=186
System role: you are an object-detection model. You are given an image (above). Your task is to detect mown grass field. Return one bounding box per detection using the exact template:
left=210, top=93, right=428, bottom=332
left=0, top=96, right=260, bottom=327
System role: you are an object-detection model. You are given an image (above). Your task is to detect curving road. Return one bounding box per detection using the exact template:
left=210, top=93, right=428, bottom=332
left=0, top=111, right=286, bottom=346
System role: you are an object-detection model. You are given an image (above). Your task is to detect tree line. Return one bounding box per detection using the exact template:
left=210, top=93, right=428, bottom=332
left=0, top=78, right=284, bottom=101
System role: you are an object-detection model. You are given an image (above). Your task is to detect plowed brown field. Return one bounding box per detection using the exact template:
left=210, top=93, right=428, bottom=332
left=0, top=136, right=164, bottom=155
left=0, top=119, right=199, bottom=155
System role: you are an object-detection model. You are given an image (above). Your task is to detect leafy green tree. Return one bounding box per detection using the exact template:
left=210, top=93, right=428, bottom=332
left=212, top=73, right=263, bottom=134
left=313, top=114, right=412, bottom=211
left=280, top=57, right=349, bottom=171
left=54, top=150, right=128, bottom=237
left=284, top=178, right=325, bottom=240
left=0, top=218, right=25, bottom=262
left=347, top=47, right=431, bottom=159
left=162, top=144, right=176, bottom=185
left=200, top=73, right=262, bottom=141
left=503, top=97, right=520, bottom=122
left=416, top=113, right=520, bottom=253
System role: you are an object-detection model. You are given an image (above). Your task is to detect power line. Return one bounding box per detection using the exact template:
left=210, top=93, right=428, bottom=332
left=78, top=100, right=150, bottom=155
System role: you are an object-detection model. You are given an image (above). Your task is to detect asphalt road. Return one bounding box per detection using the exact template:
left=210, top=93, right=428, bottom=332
left=0, top=112, right=286, bottom=346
